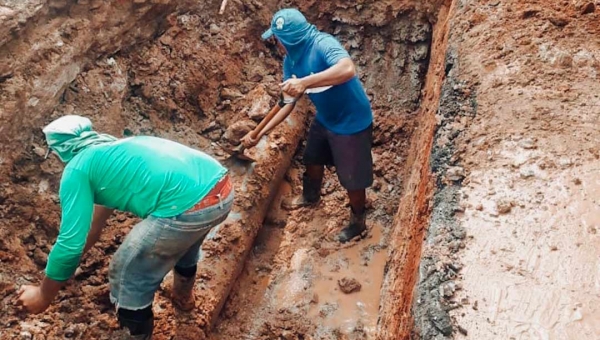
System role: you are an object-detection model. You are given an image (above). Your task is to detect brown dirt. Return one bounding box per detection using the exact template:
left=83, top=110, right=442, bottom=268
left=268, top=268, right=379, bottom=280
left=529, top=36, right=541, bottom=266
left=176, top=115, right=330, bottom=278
left=208, top=3, right=439, bottom=339
left=410, top=0, right=600, bottom=338
left=0, top=0, right=303, bottom=339
left=450, top=0, right=600, bottom=338
left=338, top=278, right=362, bottom=294
left=376, top=1, right=455, bottom=338
left=2, top=0, right=598, bottom=339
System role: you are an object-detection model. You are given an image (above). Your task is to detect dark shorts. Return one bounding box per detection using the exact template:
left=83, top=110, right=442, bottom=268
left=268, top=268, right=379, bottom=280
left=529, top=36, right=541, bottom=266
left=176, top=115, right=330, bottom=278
left=303, top=120, right=373, bottom=191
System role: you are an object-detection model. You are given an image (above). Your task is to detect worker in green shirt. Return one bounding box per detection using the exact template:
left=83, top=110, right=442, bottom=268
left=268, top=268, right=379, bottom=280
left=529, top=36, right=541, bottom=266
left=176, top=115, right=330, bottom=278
left=16, top=115, right=234, bottom=339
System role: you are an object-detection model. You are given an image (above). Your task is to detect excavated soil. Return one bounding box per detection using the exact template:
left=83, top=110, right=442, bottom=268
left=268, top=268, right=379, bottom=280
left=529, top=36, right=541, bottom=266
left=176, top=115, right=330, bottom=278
left=2, top=0, right=598, bottom=339
left=210, top=5, right=438, bottom=339
left=0, top=1, right=298, bottom=338
left=411, top=0, right=600, bottom=339
left=0, top=0, right=442, bottom=339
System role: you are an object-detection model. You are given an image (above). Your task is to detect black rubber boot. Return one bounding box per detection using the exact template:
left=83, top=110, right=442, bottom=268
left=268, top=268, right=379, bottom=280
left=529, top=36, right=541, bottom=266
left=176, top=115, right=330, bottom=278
left=172, top=268, right=196, bottom=311
left=282, top=173, right=322, bottom=210
left=337, top=208, right=367, bottom=243
left=117, top=307, right=154, bottom=340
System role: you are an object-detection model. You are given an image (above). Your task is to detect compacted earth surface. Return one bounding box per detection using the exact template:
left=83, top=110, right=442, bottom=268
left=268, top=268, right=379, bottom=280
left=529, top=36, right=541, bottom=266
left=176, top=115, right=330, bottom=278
left=411, top=0, right=600, bottom=339
left=1, top=0, right=599, bottom=339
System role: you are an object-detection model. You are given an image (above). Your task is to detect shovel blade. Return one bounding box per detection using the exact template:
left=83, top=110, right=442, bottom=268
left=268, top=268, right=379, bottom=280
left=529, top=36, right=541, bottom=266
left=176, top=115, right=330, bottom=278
left=220, top=144, right=256, bottom=164
left=221, top=155, right=255, bottom=175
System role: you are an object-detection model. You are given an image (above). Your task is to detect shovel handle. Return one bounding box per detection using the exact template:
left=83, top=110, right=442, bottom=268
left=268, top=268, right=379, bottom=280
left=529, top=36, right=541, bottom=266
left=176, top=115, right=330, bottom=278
left=250, top=98, right=284, bottom=139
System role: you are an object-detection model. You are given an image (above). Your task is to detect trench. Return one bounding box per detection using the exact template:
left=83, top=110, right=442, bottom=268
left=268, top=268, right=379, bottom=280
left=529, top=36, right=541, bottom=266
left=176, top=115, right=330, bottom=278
left=206, top=2, right=457, bottom=339
left=0, top=1, right=454, bottom=339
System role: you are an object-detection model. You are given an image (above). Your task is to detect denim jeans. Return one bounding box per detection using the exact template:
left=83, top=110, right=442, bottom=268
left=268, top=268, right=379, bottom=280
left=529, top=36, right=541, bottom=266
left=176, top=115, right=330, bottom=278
left=108, top=189, right=234, bottom=310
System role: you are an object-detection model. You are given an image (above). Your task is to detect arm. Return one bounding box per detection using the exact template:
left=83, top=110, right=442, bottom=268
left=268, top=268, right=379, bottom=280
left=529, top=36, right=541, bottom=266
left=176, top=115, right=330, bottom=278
left=82, top=205, right=114, bottom=255
left=18, top=169, right=94, bottom=313
left=298, top=58, right=355, bottom=89
left=280, top=58, right=355, bottom=96
left=281, top=36, right=355, bottom=96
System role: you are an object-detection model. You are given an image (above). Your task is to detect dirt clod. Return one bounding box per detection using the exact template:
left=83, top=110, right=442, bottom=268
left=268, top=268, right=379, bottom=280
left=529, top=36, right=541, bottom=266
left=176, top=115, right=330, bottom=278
left=338, top=277, right=362, bottom=294
left=518, top=138, right=536, bottom=149
left=221, top=120, right=257, bottom=145
left=548, top=16, right=569, bottom=27
left=19, top=331, right=32, bottom=340
left=440, top=281, right=456, bottom=298
left=496, top=199, right=512, bottom=214
left=581, top=2, right=595, bottom=14
left=446, top=166, right=465, bottom=182
left=428, top=308, right=453, bottom=336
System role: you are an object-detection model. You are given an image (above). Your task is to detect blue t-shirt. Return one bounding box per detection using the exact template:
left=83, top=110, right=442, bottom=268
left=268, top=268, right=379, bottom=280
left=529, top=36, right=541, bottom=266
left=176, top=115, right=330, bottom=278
left=283, top=33, right=373, bottom=135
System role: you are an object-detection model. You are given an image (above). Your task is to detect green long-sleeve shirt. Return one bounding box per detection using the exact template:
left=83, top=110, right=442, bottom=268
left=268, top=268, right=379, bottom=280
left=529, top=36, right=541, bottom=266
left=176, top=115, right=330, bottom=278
left=45, top=136, right=227, bottom=281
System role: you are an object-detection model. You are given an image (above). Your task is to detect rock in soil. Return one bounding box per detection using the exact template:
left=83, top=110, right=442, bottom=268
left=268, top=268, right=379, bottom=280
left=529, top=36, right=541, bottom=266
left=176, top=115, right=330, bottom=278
left=338, top=277, right=362, bottom=294
left=222, top=120, right=257, bottom=145
left=581, top=2, right=595, bottom=14
left=495, top=199, right=513, bottom=214
left=428, top=308, right=453, bottom=336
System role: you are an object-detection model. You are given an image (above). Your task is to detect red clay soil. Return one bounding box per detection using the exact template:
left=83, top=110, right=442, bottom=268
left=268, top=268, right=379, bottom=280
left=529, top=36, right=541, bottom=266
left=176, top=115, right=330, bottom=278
left=0, top=1, right=299, bottom=338
left=376, top=1, right=455, bottom=338
left=0, top=0, right=439, bottom=338
left=209, top=3, right=447, bottom=339
left=8, top=0, right=595, bottom=339
left=409, top=0, right=600, bottom=338
left=446, top=0, right=600, bottom=338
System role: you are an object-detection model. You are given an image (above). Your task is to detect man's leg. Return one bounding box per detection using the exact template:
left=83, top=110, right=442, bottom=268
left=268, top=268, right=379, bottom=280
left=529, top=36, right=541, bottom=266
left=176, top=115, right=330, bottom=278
left=108, top=213, right=222, bottom=338
left=283, top=120, right=332, bottom=210
left=348, top=189, right=367, bottom=215
left=170, top=237, right=202, bottom=312
left=108, top=217, right=166, bottom=339
left=170, top=189, right=235, bottom=311
left=306, top=164, right=325, bottom=183
left=328, top=124, right=374, bottom=243
left=116, top=306, right=154, bottom=340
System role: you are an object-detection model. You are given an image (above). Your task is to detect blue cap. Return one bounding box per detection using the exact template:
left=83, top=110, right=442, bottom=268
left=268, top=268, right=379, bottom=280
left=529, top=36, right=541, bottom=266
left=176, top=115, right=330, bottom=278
left=261, top=8, right=308, bottom=40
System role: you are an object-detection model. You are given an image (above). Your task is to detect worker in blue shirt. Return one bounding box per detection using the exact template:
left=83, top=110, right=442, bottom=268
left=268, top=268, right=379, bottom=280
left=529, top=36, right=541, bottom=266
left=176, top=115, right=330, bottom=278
left=242, top=8, right=374, bottom=242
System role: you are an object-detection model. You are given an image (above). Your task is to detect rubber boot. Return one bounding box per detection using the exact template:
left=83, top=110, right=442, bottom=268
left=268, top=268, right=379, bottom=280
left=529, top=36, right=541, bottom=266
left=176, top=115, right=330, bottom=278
left=337, top=208, right=367, bottom=243
left=282, top=174, right=322, bottom=210
left=117, top=308, right=154, bottom=340
left=172, top=272, right=196, bottom=311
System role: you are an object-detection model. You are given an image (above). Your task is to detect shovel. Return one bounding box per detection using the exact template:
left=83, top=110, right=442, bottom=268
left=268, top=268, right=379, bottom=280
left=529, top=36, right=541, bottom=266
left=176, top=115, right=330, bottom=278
left=221, top=85, right=333, bottom=165
left=220, top=97, right=286, bottom=165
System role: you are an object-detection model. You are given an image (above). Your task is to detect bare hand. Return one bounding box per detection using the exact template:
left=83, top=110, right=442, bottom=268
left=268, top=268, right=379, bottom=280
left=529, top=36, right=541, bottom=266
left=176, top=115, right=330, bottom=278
left=279, top=78, right=307, bottom=97
left=241, top=131, right=259, bottom=148
left=16, top=285, right=52, bottom=314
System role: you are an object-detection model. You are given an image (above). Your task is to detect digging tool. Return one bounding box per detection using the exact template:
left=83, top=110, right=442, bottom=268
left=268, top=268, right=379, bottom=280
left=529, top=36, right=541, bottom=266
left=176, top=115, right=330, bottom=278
left=220, top=98, right=286, bottom=164
left=220, top=85, right=333, bottom=165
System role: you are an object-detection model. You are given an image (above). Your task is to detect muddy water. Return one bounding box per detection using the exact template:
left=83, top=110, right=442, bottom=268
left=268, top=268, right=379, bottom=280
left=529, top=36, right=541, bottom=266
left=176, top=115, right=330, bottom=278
left=211, top=172, right=394, bottom=339
left=267, top=223, right=387, bottom=336
left=307, top=225, right=387, bottom=336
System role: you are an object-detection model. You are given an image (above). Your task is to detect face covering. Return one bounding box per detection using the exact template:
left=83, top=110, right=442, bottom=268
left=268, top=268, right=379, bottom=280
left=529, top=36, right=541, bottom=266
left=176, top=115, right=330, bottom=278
left=42, top=115, right=117, bottom=163
left=263, top=8, right=320, bottom=63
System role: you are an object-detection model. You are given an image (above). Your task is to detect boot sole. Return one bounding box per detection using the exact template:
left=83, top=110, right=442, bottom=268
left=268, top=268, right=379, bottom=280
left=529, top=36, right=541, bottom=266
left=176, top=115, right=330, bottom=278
left=281, top=200, right=320, bottom=211
left=337, top=228, right=368, bottom=243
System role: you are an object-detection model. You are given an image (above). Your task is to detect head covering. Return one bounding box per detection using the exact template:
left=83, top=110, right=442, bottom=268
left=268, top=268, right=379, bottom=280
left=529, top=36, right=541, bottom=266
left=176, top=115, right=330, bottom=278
left=42, top=115, right=117, bottom=163
left=261, top=8, right=319, bottom=63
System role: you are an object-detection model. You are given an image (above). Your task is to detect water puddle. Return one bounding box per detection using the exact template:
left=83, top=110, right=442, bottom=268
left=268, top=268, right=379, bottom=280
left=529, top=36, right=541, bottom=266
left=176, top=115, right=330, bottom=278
left=307, top=223, right=387, bottom=336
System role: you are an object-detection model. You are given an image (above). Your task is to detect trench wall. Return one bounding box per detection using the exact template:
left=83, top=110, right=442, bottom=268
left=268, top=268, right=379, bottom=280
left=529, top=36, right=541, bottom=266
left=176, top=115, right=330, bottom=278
left=1, top=0, right=456, bottom=338
left=376, top=1, right=457, bottom=339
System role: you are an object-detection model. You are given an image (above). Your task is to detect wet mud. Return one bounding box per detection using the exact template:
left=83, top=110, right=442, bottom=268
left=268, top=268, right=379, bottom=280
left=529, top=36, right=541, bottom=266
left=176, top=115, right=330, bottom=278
left=2, top=0, right=598, bottom=339
left=1, top=0, right=306, bottom=338
left=210, top=5, right=437, bottom=338
left=411, top=0, right=600, bottom=338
